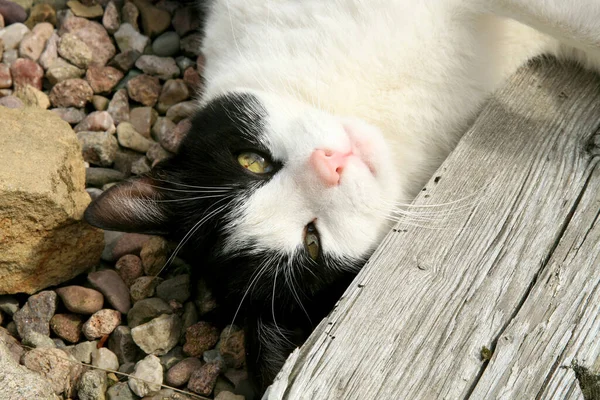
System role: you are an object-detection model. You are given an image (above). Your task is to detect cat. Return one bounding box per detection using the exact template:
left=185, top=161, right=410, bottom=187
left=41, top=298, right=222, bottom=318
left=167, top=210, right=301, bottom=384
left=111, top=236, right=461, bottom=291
left=84, top=0, right=600, bottom=394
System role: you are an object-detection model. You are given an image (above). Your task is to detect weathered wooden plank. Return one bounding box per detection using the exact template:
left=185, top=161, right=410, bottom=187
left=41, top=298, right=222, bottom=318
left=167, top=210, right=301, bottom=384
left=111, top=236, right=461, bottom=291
left=266, top=61, right=600, bottom=399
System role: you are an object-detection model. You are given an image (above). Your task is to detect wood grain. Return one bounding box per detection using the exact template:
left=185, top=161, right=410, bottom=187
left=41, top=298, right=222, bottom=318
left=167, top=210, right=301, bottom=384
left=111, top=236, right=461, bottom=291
left=266, top=60, right=600, bottom=400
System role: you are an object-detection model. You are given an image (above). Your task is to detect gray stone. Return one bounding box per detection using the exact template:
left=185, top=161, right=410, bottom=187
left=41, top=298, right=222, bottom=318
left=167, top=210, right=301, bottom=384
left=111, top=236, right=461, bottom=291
left=88, top=269, right=132, bottom=314
left=156, top=275, right=191, bottom=304
left=165, top=101, right=196, bottom=123
left=129, top=355, right=163, bottom=397
left=159, top=345, right=184, bottom=370
left=92, top=347, right=120, bottom=371
left=130, top=276, right=163, bottom=303
left=131, top=156, right=151, bottom=175
left=135, top=55, right=179, bottom=80
left=152, top=31, right=179, bottom=57
left=57, top=32, right=92, bottom=68
left=127, top=297, right=172, bottom=328
left=77, top=131, right=119, bottom=167
left=179, top=32, right=202, bottom=57
left=22, top=331, right=57, bottom=348
left=117, top=121, right=153, bottom=153
left=175, top=56, right=194, bottom=72
left=77, top=369, right=107, bottom=400
left=65, top=340, right=98, bottom=363
left=0, top=23, right=30, bottom=50
left=107, top=88, right=130, bottom=124
left=46, top=58, right=85, bottom=85
left=131, top=313, right=182, bottom=356
left=106, top=382, right=137, bottom=400
left=114, top=23, right=149, bottom=53
left=119, top=362, right=136, bottom=374
left=108, top=325, right=143, bottom=364
left=0, top=295, right=19, bottom=315
left=13, top=290, right=57, bottom=339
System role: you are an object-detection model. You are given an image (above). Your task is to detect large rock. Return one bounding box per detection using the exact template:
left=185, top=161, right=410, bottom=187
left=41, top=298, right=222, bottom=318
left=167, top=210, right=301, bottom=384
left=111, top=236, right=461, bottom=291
left=0, top=107, right=103, bottom=294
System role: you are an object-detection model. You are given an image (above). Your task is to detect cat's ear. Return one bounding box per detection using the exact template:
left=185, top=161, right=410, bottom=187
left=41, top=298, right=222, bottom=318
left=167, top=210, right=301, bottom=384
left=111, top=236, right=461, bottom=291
left=84, top=176, right=170, bottom=235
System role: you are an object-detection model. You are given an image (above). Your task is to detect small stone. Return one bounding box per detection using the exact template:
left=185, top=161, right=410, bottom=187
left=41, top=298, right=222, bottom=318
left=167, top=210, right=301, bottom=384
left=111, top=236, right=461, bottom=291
left=129, top=106, right=157, bottom=138
left=175, top=56, right=194, bottom=72
left=183, top=321, right=219, bottom=357
left=166, top=357, right=202, bottom=387
left=140, top=236, right=169, bottom=275
left=121, top=1, right=139, bottom=30
left=194, top=278, right=217, bottom=316
left=78, top=369, right=108, bottom=400
left=46, top=58, right=85, bottom=84
left=92, top=94, right=109, bottom=110
left=0, top=23, right=29, bottom=49
left=215, top=392, right=245, bottom=400
left=108, top=49, right=141, bottom=72
left=151, top=116, right=175, bottom=141
left=0, top=64, right=10, bottom=88
left=108, top=325, right=143, bottom=364
left=166, top=102, right=195, bottom=123
left=82, top=309, right=122, bottom=340
left=13, top=290, right=57, bottom=339
left=21, top=331, right=57, bottom=348
left=115, top=68, right=142, bottom=91
left=133, top=0, right=170, bottom=38
left=24, top=4, right=57, bottom=29
left=65, top=340, right=98, bottom=363
left=56, top=285, right=104, bottom=314
left=156, top=275, right=190, bottom=304
left=127, top=73, right=160, bottom=106
left=51, top=106, right=86, bottom=124
left=160, top=117, right=190, bottom=152
left=88, top=269, right=132, bottom=314
left=13, top=84, right=50, bottom=108
left=219, top=326, right=245, bottom=369
left=114, top=22, right=149, bottom=53
left=59, top=15, right=116, bottom=66
left=92, top=347, right=120, bottom=371
left=180, top=302, right=198, bottom=339
left=180, top=32, right=202, bottom=57
left=117, top=121, right=153, bottom=153
left=119, top=361, right=136, bottom=374
left=102, top=0, right=120, bottom=34
left=131, top=156, right=151, bottom=175
left=127, top=296, right=171, bottom=328
left=21, top=347, right=84, bottom=397
left=152, top=31, right=179, bottom=57
left=50, top=313, right=83, bottom=343
left=67, top=0, right=103, bottom=18
left=187, top=362, right=222, bottom=396
left=147, top=142, right=172, bottom=165
left=116, top=254, right=143, bottom=286
left=2, top=48, right=17, bottom=65
left=130, top=276, right=163, bottom=302
left=86, top=167, right=125, bottom=187
left=159, top=345, right=184, bottom=370
left=78, top=131, right=119, bottom=166
left=18, top=23, right=53, bottom=61
left=86, top=64, right=124, bottom=94
left=75, top=110, right=116, bottom=133
left=129, top=354, right=163, bottom=397
left=58, top=31, right=93, bottom=68
left=131, top=313, right=182, bottom=356
left=38, top=32, right=58, bottom=69
left=157, top=78, right=189, bottom=113
left=49, top=77, right=93, bottom=107
left=172, top=6, right=200, bottom=37
left=183, top=66, right=201, bottom=92
left=107, top=88, right=130, bottom=124
left=135, top=54, right=179, bottom=80
left=10, top=57, right=43, bottom=89
left=0, top=295, right=18, bottom=315
left=110, top=232, right=152, bottom=260
left=107, top=382, right=137, bottom=400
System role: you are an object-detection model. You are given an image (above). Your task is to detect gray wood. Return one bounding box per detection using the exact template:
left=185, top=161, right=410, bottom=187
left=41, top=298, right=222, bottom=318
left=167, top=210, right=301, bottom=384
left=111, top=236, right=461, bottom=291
left=266, top=60, right=600, bottom=400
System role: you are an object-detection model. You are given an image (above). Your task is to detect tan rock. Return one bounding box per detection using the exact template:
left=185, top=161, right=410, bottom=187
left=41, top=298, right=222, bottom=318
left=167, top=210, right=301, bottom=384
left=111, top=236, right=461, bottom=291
left=0, top=107, right=104, bottom=294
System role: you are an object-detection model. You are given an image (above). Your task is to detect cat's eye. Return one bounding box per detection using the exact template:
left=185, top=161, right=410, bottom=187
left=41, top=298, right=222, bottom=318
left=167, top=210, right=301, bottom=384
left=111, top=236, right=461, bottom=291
left=304, top=222, right=320, bottom=261
left=237, top=152, right=274, bottom=174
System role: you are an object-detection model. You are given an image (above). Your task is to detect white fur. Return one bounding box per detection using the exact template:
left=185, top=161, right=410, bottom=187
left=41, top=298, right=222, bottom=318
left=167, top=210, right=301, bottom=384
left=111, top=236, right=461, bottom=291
left=199, top=0, right=600, bottom=260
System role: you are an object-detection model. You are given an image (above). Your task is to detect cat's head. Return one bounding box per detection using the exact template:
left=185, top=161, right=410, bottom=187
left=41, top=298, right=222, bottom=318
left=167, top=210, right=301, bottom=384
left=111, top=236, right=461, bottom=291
left=85, top=90, right=400, bottom=309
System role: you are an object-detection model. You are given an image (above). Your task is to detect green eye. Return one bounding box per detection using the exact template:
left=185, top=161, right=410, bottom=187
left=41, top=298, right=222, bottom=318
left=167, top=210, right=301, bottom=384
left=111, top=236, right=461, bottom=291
left=304, top=222, right=320, bottom=261
left=237, top=152, right=273, bottom=174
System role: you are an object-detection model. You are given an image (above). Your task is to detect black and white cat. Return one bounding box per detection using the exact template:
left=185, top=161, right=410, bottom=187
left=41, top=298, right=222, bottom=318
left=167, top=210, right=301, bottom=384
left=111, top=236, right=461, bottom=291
left=85, top=0, right=600, bottom=393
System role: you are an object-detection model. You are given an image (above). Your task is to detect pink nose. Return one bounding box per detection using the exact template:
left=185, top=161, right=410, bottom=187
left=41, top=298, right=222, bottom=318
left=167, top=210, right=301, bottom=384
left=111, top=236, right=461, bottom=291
left=309, top=149, right=351, bottom=186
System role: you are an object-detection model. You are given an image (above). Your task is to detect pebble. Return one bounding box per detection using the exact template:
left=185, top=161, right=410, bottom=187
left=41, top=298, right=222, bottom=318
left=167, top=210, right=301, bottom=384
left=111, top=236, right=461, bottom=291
left=166, top=101, right=195, bottom=123
left=135, top=55, right=179, bottom=80
left=157, top=78, right=189, bottom=113
left=65, top=340, right=98, bottom=363
left=215, top=392, right=245, bottom=400
left=183, top=321, right=220, bottom=357
left=115, top=254, right=144, bottom=286
left=21, top=330, right=57, bottom=348
left=127, top=296, right=172, bottom=328
left=219, top=326, right=245, bottom=369
left=0, top=326, right=23, bottom=362
left=108, top=49, right=141, bottom=72
left=183, top=66, right=201, bottom=92
left=24, top=4, right=57, bottom=29
left=180, top=32, right=202, bottom=57
left=13, top=290, right=57, bottom=339
left=77, top=369, right=108, bottom=400
left=119, top=361, right=136, bottom=374
left=58, top=32, right=93, bottom=68
left=19, top=22, right=53, bottom=61
left=0, top=63, right=8, bottom=89
left=147, top=142, right=172, bottom=165
left=86, top=64, right=124, bottom=94
left=75, top=110, right=116, bottom=133
left=0, top=295, right=19, bottom=315
left=152, top=31, right=179, bottom=57
left=82, top=308, right=122, bottom=340
left=86, top=187, right=103, bottom=200
left=130, top=276, right=163, bottom=302
left=51, top=106, right=86, bottom=124
left=108, top=325, right=143, bottom=364
left=159, top=117, right=190, bottom=152
left=107, top=88, right=130, bottom=124
left=114, top=22, right=149, bottom=53
left=0, top=22, right=29, bottom=49
left=56, top=285, right=104, bottom=314
left=115, top=68, right=142, bottom=90
left=180, top=302, right=198, bottom=337
left=92, top=94, right=109, bottom=110
left=102, top=0, right=120, bottom=34
left=159, top=345, right=184, bottom=370
left=92, top=347, right=120, bottom=371
left=86, top=167, right=125, bottom=187
left=117, top=121, right=154, bottom=153
left=67, top=0, right=103, bottom=18
left=10, top=57, right=43, bottom=89
left=106, top=382, right=137, bottom=400
left=50, top=313, right=83, bottom=343
left=175, top=56, right=194, bottom=72
left=21, top=347, right=83, bottom=397
left=0, top=0, right=26, bottom=25
left=172, top=7, right=201, bottom=37
left=131, top=156, right=151, bottom=174
left=38, top=31, right=58, bottom=69
left=59, top=15, right=116, bottom=66
left=49, top=78, right=93, bottom=107
left=131, top=313, right=182, bottom=356
left=187, top=362, right=222, bottom=396
left=129, top=106, right=157, bottom=137
left=88, top=269, right=132, bottom=314
left=126, top=73, right=161, bottom=106
left=165, top=357, right=203, bottom=387
left=78, top=131, right=119, bottom=166
left=194, top=278, right=218, bottom=316
left=111, top=232, right=152, bottom=261
left=121, top=1, right=139, bottom=31
left=151, top=116, right=175, bottom=141
left=46, top=58, right=85, bottom=84
left=2, top=48, right=18, bottom=65
left=140, top=236, right=169, bottom=275
left=129, top=354, right=163, bottom=397
left=156, top=274, right=191, bottom=304
left=13, top=83, right=50, bottom=108
left=133, top=0, right=170, bottom=38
